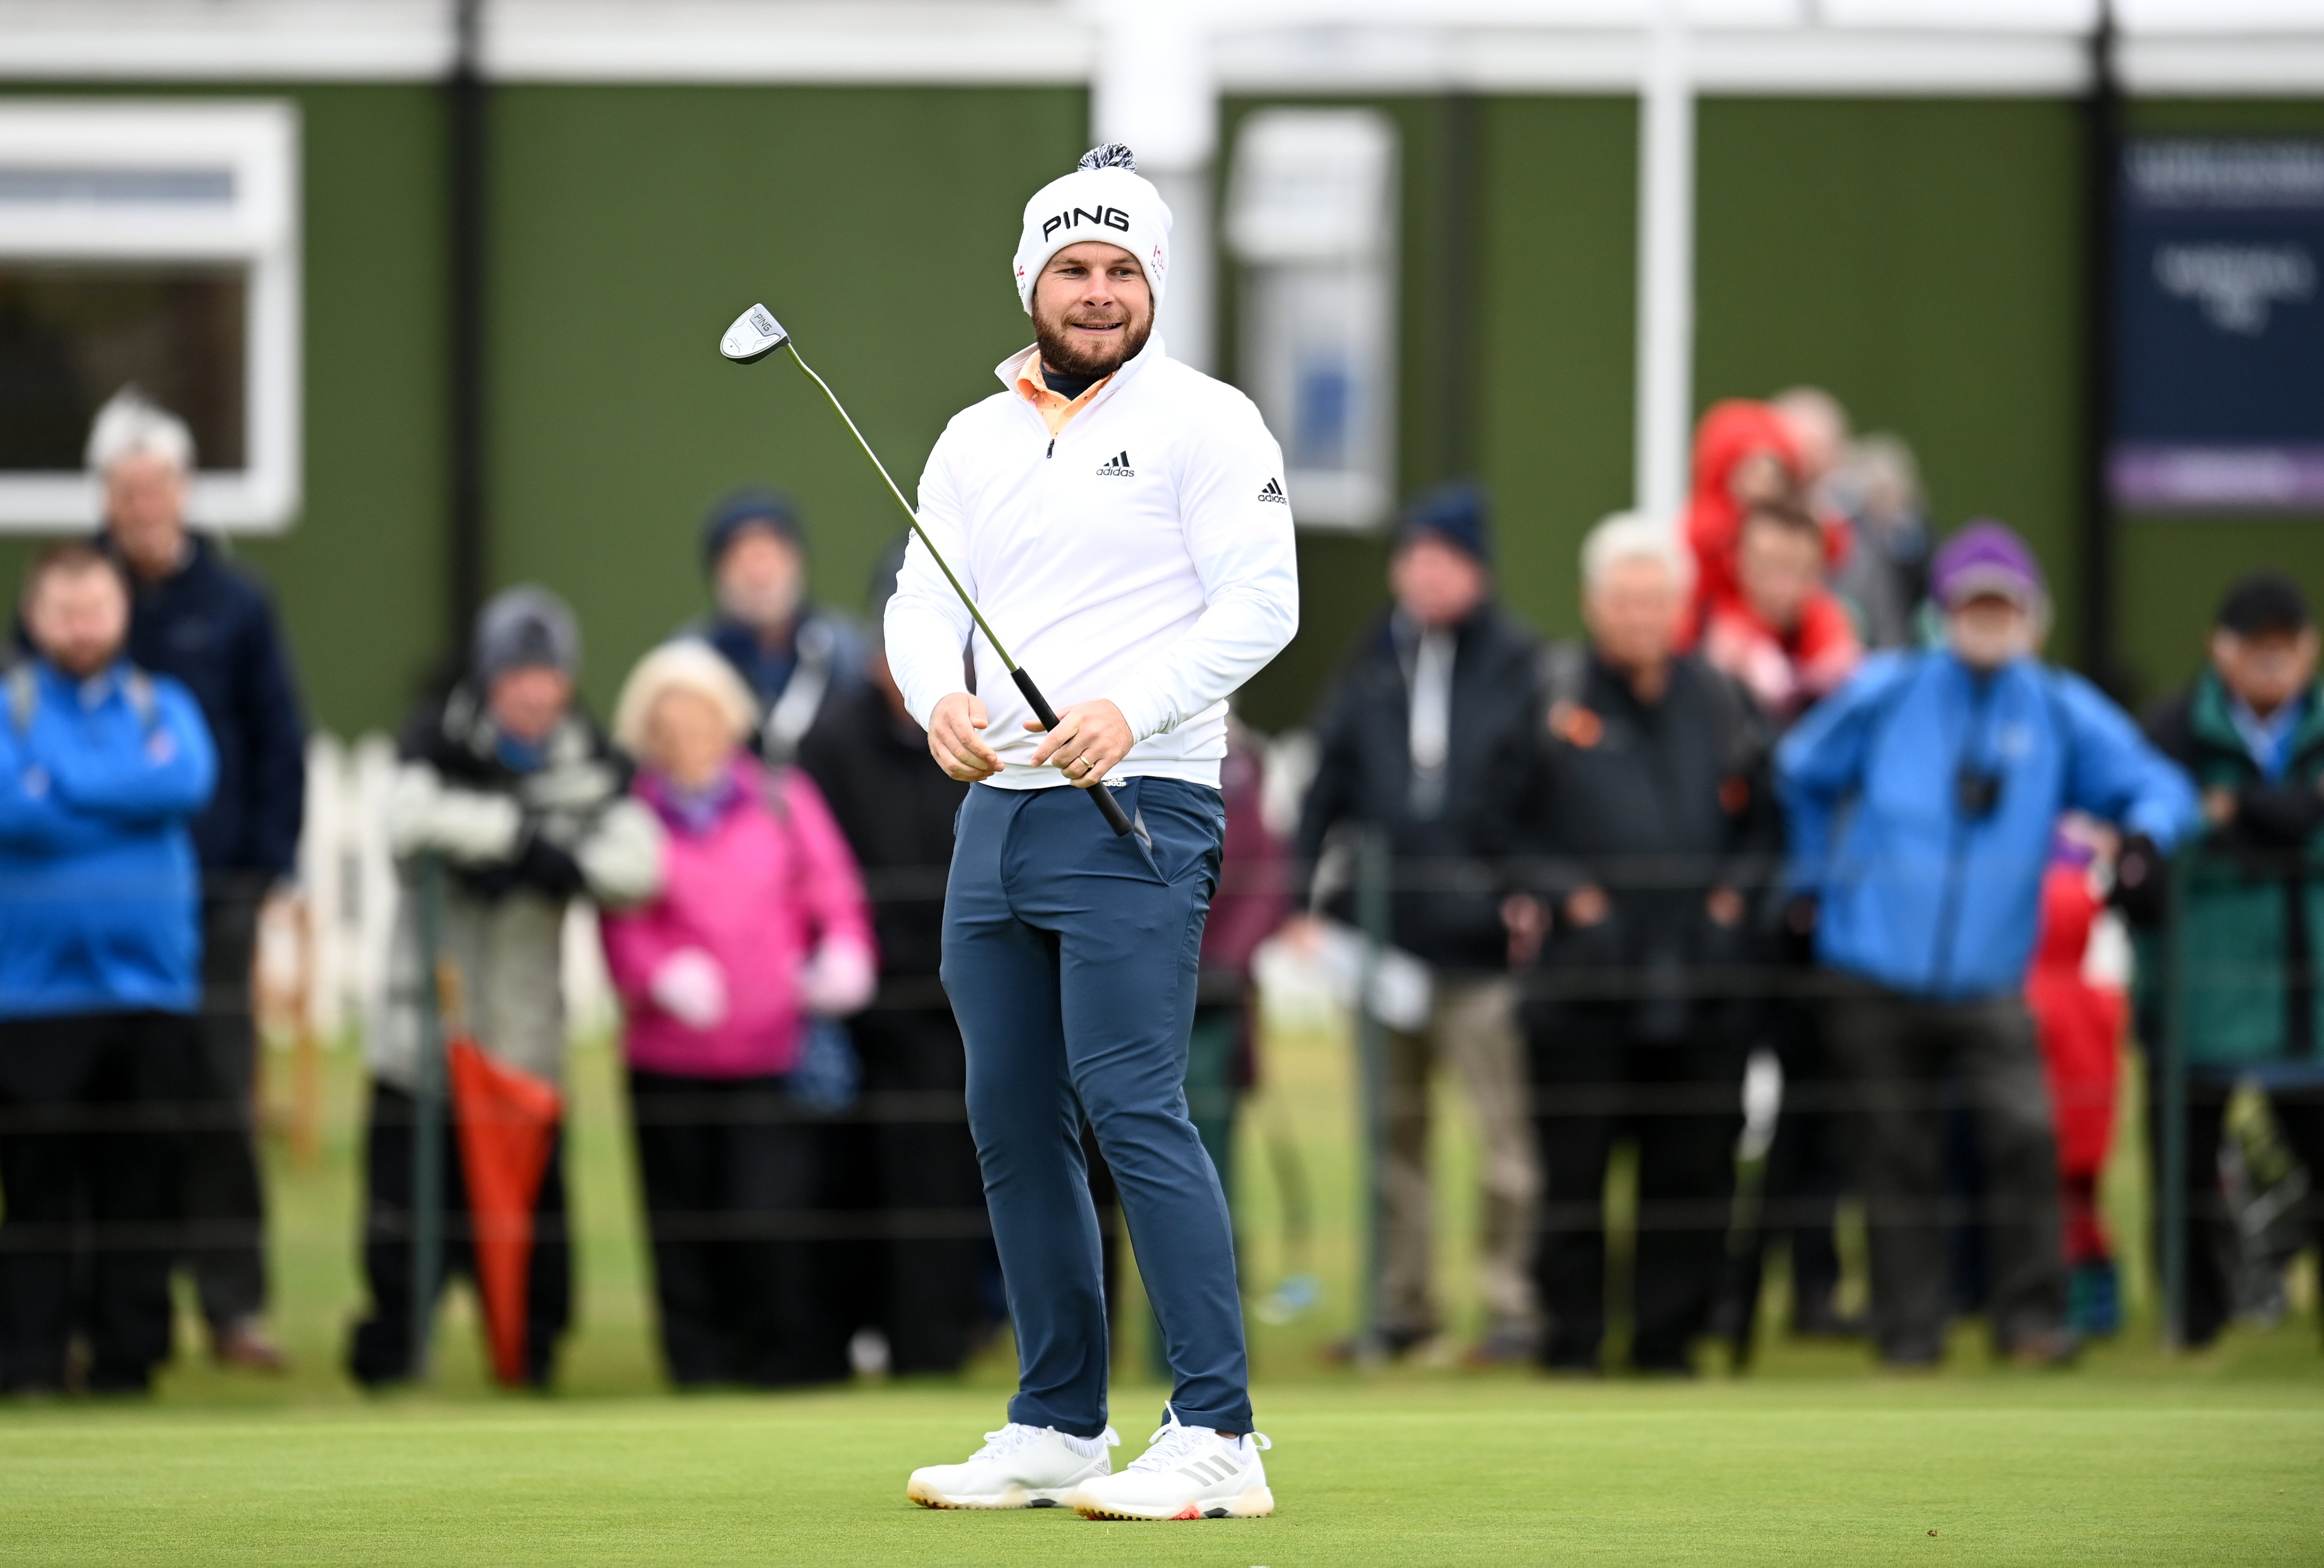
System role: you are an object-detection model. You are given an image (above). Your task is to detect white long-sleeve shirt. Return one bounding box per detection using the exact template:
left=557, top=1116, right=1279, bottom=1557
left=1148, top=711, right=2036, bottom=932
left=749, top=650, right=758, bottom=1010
left=885, top=336, right=1300, bottom=790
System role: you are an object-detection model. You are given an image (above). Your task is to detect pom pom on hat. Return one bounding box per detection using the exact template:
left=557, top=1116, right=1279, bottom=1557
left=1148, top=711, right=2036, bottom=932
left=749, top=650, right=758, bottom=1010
left=1012, top=145, right=1173, bottom=315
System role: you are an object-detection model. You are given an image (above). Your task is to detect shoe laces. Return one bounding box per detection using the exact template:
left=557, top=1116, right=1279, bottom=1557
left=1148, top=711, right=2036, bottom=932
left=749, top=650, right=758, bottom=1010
left=1127, top=1407, right=1271, bottom=1473
left=970, top=1422, right=1119, bottom=1462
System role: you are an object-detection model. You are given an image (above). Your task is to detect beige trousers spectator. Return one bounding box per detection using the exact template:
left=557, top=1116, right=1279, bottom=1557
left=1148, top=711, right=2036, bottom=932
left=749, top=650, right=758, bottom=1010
left=1379, top=974, right=1540, bottom=1345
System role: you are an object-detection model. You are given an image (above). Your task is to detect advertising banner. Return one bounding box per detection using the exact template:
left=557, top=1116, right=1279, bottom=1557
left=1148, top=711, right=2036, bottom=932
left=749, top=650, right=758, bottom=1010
left=2113, top=139, right=2324, bottom=514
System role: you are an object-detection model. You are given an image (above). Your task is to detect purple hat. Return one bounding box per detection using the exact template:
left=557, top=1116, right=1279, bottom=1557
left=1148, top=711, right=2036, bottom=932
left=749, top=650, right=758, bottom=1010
left=1931, top=520, right=2046, bottom=613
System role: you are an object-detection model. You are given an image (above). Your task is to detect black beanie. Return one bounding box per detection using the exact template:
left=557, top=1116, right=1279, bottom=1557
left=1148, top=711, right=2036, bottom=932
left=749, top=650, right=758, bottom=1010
left=702, top=486, right=806, bottom=573
left=1394, top=480, right=1492, bottom=566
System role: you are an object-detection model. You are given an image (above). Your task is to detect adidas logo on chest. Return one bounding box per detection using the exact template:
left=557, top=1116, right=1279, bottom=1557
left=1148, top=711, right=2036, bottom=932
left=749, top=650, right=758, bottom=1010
left=1257, top=477, right=1287, bottom=503
left=1095, top=451, right=1136, bottom=477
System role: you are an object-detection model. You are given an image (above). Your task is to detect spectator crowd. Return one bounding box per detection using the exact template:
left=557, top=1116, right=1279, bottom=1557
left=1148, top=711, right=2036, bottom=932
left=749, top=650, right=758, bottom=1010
left=0, top=382, right=2318, bottom=1396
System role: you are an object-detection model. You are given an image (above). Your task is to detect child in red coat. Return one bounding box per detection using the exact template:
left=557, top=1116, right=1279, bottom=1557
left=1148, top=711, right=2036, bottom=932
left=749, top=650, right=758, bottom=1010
left=2026, top=823, right=2128, bottom=1336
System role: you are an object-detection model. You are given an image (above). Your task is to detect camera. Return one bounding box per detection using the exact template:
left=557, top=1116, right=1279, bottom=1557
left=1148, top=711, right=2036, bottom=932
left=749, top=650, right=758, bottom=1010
left=1955, top=764, right=2004, bottom=819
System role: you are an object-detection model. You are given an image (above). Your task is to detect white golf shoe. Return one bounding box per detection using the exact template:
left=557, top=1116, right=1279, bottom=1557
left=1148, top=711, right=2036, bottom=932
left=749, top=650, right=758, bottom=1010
left=905, top=1421, right=1119, bottom=1510
left=1068, top=1410, right=1273, bottom=1520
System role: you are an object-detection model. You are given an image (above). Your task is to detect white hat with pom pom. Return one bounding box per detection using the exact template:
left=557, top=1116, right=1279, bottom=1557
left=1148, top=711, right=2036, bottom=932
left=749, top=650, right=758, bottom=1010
left=1011, top=143, right=1173, bottom=315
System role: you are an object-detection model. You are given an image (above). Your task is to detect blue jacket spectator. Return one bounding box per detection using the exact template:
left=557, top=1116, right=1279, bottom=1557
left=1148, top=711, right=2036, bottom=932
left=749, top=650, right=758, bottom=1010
left=1779, top=647, right=2197, bottom=1000
left=0, top=644, right=216, bottom=1018
left=0, top=541, right=216, bottom=1396
left=1772, top=521, right=2196, bottom=1371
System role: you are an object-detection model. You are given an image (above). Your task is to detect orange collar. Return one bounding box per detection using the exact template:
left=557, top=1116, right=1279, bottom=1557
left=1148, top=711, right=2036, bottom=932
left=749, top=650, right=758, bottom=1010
left=1011, top=349, right=1111, bottom=437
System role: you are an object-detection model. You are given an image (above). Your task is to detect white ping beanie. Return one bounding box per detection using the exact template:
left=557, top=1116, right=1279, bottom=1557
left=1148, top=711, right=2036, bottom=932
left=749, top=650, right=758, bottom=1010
left=1012, top=143, right=1173, bottom=315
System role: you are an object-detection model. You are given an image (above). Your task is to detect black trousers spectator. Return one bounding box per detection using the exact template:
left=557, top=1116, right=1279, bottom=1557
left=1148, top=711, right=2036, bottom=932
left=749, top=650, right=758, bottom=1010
left=347, top=1081, right=571, bottom=1388
left=184, top=878, right=270, bottom=1332
left=846, top=1006, right=989, bottom=1374
left=0, top=1010, right=195, bottom=1394
left=1828, top=985, right=2064, bottom=1362
left=2151, top=1073, right=2324, bottom=1349
left=1761, top=999, right=1848, bottom=1329
left=628, top=1071, right=844, bottom=1388
left=1531, top=1014, right=1742, bottom=1372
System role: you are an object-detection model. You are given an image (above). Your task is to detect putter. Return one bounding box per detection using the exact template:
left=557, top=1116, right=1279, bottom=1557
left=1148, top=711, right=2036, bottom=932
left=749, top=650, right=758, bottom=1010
left=719, top=304, right=1133, bottom=837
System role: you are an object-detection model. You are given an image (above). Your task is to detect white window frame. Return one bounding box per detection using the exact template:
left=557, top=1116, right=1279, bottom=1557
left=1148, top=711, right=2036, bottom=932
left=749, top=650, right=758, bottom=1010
left=1227, top=109, right=1401, bottom=534
left=0, top=100, right=301, bottom=533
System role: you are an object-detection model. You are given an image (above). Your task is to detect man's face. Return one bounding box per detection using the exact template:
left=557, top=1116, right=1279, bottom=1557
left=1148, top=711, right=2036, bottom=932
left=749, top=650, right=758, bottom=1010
left=715, top=525, right=805, bottom=633
left=1389, top=535, right=1488, bottom=629
left=1584, top=556, right=1684, bottom=670
left=1031, top=242, right=1154, bottom=378
left=2212, top=625, right=2320, bottom=716
left=1947, top=594, right=2035, bottom=671
left=104, top=453, right=189, bottom=579
left=487, top=666, right=572, bottom=745
left=1736, top=516, right=1823, bottom=633
left=25, top=564, right=130, bottom=678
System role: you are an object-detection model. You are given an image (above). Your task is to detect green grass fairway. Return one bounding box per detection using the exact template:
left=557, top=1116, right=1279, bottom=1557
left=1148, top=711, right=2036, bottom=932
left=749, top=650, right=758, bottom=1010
left=3, top=1379, right=2317, bottom=1565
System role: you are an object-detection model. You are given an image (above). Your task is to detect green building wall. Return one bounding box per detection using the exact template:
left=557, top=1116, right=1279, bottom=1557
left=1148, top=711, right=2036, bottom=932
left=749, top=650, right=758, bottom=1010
left=2, top=81, right=2318, bottom=737
left=488, top=85, right=1087, bottom=723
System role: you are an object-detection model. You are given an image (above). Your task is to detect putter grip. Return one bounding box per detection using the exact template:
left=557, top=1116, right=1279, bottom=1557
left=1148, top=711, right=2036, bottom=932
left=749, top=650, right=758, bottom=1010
left=1010, top=667, right=1133, bottom=837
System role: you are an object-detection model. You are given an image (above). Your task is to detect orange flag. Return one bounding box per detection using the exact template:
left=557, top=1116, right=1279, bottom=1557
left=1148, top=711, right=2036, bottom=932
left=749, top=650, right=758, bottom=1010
left=447, top=1038, right=562, bottom=1387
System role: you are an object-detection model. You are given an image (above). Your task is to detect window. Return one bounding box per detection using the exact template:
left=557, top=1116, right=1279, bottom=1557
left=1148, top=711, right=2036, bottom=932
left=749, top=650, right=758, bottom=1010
left=1227, top=110, right=1399, bottom=533
left=0, top=102, right=300, bottom=532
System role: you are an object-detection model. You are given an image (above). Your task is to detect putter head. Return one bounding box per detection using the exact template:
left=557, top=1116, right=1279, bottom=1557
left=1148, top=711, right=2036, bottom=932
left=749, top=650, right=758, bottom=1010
left=719, top=304, right=789, bottom=364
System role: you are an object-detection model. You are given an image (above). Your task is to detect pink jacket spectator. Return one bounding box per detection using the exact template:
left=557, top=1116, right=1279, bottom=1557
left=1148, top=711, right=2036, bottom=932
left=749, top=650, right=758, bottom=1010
left=602, top=758, right=875, bottom=1079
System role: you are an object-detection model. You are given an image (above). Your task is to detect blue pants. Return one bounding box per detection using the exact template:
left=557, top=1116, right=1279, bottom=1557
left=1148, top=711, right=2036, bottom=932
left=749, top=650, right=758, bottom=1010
left=941, top=777, right=1250, bottom=1436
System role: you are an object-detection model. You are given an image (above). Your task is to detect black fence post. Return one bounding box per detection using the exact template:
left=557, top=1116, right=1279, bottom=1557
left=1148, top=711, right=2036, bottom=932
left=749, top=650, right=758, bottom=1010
left=2159, top=846, right=2191, bottom=1349
left=411, top=853, right=449, bottom=1376
left=1354, top=828, right=1392, bottom=1362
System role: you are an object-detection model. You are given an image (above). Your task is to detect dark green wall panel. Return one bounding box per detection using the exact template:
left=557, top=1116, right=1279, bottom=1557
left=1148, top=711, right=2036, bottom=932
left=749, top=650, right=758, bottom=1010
left=486, top=85, right=1085, bottom=721
left=1475, top=95, right=1638, bottom=643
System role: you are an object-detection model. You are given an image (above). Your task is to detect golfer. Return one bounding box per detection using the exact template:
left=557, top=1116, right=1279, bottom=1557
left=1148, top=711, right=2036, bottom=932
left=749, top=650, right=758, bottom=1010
left=891, top=145, right=1298, bottom=1521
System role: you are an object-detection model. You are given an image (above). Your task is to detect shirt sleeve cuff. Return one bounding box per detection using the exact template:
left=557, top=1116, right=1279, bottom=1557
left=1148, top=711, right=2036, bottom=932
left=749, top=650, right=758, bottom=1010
left=1110, top=681, right=1174, bottom=744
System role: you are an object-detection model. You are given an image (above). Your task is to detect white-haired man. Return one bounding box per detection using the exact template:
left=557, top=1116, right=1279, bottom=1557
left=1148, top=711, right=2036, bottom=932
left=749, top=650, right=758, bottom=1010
left=1508, top=512, right=1780, bottom=1374
left=888, top=145, right=1297, bottom=1520
left=88, top=390, right=307, bottom=1372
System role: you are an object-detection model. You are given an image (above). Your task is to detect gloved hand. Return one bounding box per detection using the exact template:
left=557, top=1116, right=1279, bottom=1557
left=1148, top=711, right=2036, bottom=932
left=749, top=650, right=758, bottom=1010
left=2112, top=833, right=2168, bottom=928
left=508, top=820, right=586, bottom=898
left=2236, top=780, right=2324, bottom=848
left=798, top=939, right=878, bottom=1017
left=651, top=947, right=728, bottom=1030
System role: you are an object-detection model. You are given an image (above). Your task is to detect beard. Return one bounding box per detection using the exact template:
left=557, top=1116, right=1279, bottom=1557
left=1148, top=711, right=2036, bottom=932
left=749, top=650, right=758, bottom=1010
left=1033, top=298, right=1153, bottom=378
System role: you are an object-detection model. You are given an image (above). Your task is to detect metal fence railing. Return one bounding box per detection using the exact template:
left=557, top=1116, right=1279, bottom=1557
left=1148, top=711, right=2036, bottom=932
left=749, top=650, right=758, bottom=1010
left=3, top=830, right=2318, bottom=1384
